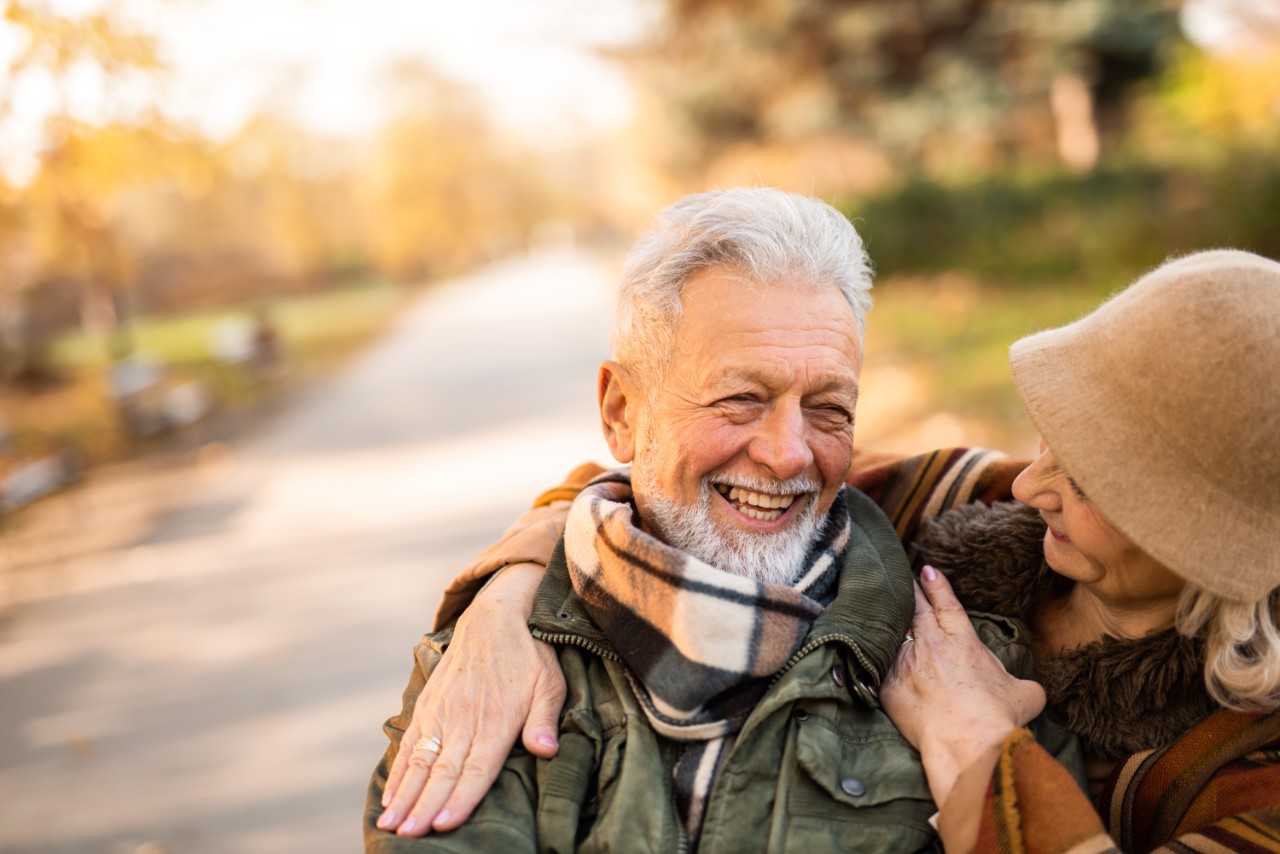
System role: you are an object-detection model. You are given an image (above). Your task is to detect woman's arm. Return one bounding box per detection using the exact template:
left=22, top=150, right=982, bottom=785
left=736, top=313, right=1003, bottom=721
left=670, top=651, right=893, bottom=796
left=882, top=569, right=1136, bottom=853
left=377, top=562, right=563, bottom=837
left=849, top=447, right=1030, bottom=562
left=366, top=620, right=541, bottom=850
left=962, top=719, right=1280, bottom=854
left=880, top=567, right=1047, bottom=850
left=432, top=462, right=606, bottom=630
left=376, top=463, right=604, bottom=839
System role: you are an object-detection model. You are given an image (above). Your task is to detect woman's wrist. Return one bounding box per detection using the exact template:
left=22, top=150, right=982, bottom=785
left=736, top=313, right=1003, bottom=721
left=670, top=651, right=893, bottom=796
left=465, top=562, right=542, bottom=623
left=933, top=735, right=1012, bottom=853
left=917, top=720, right=1019, bottom=808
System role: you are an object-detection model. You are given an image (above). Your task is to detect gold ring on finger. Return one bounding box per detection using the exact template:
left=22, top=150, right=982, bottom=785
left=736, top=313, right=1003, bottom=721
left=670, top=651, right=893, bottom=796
left=412, top=735, right=442, bottom=755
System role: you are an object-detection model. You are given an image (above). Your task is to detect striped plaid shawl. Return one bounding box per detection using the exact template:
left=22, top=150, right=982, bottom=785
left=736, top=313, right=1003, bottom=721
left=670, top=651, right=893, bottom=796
left=848, top=446, right=1027, bottom=566
left=978, top=711, right=1280, bottom=854
left=563, top=469, right=850, bottom=843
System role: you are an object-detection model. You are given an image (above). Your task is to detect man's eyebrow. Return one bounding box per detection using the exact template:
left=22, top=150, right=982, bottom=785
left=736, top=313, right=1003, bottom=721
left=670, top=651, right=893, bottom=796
left=807, top=379, right=859, bottom=397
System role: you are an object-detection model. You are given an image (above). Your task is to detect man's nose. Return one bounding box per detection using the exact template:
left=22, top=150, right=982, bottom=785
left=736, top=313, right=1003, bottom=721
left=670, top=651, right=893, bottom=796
left=748, top=403, right=814, bottom=481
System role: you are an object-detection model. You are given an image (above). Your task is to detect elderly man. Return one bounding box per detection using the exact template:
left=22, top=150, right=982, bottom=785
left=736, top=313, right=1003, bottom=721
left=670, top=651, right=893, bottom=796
left=365, top=189, right=1076, bottom=853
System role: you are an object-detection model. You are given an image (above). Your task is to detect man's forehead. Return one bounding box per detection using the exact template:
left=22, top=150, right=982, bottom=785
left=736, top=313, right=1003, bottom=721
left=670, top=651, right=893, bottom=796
left=707, top=361, right=858, bottom=388
left=676, top=272, right=859, bottom=336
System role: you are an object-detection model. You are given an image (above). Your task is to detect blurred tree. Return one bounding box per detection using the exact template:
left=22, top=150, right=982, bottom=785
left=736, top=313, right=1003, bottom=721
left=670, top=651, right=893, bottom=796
left=219, top=114, right=359, bottom=282
left=1, top=1, right=161, bottom=123
left=356, top=60, right=570, bottom=279
left=357, top=62, right=493, bottom=279
left=0, top=5, right=602, bottom=390
left=1, top=0, right=165, bottom=376
left=1135, top=39, right=1280, bottom=156
left=626, top=0, right=1185, bottom=178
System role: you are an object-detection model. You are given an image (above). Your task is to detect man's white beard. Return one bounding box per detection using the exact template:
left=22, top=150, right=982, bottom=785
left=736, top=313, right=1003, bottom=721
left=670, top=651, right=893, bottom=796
left=636, top=467, right=827, bottom=587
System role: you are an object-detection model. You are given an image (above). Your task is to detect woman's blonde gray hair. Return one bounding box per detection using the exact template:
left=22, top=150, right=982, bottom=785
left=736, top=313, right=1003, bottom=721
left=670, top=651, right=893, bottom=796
left=612, top=188, right=873, bottom=389
left=1177, top=584, right=1280, bottom=711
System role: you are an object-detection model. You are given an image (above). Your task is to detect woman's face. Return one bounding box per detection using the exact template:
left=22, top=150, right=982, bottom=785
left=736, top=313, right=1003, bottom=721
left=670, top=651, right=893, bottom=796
left=1012, top=440, right=1185, bottom=609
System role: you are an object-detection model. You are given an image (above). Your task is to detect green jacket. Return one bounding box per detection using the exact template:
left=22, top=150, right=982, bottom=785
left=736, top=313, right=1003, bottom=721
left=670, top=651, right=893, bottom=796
left=365, top=488, right=1083, bottom=853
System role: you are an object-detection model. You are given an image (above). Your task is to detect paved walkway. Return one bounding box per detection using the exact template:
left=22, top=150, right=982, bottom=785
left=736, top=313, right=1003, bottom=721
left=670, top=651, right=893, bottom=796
left=0, top=249, right=615, bottom=853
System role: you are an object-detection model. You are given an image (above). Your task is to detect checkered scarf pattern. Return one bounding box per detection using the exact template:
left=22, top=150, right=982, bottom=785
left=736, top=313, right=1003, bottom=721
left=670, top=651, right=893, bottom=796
left=563, top=469, right=850, bottom=844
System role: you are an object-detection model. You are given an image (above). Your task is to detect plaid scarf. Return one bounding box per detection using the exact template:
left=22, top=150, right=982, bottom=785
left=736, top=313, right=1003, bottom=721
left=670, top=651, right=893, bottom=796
left=563, top=469, right=851, bottom=845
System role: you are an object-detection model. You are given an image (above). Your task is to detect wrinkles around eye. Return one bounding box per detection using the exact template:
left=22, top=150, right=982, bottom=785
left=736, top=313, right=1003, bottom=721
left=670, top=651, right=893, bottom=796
left=803, top=400, right=853, bottom=422
left=714, top=397, right=765, bottom=414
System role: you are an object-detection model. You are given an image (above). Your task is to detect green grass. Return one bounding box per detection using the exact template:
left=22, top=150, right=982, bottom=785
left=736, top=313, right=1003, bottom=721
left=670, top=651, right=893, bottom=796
left=4, top=280, right=409, bottom=475
left=50, top=280, right=403, bottom=369
left=862, top=276, right=1110, bottom=451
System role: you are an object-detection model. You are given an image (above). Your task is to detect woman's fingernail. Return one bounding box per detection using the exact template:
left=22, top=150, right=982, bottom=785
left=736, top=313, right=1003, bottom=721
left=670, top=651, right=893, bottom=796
left=399, top=817, right=417, bottom=834
left=381, top=790, right=391, bottom=807
left=922, top=565, right=938, bottom=582
left=377, top=810, right=397, bottom=829
left=537, top=734, right=558, bottom=749
left=433, top=809, right=452, bottom=828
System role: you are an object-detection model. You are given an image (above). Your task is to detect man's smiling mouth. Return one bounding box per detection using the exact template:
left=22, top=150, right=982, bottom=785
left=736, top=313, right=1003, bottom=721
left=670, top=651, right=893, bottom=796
left=713, top=483, right=799, bottom=522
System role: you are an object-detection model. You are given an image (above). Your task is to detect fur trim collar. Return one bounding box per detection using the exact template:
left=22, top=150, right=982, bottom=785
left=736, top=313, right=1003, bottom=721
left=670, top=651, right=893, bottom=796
left=916, top=501, right=1217, bottom=759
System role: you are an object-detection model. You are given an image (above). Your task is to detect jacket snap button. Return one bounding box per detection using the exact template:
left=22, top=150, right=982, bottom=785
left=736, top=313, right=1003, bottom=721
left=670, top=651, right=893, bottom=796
left=556, top=610, right=572, bottom=621
left=830, top=667, right=845, bottom=688
left=840, top=778, right=866, bottom=797
left=793, top=708, right=809, bottom=722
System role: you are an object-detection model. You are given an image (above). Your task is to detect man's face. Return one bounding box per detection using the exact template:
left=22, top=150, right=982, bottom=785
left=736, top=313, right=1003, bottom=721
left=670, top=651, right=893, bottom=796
left=619, top=266, right=862, bottom=584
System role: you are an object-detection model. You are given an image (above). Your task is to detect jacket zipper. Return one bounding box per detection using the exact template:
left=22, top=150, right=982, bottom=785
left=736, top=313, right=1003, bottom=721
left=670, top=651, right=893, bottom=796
left=769, top=633, right=879, bottom=687
left=530, top=628, right=623, bottom=662
left=672, top=782, right=689, bottom=854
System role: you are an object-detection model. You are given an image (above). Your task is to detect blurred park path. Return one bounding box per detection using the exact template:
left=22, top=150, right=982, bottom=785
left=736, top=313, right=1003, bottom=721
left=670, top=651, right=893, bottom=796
left=0, top=248, right=616, bottom=854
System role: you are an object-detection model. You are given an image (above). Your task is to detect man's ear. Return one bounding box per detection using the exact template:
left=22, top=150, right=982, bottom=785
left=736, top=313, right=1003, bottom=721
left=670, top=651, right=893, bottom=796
left=599, top=360, right=639, bottom=463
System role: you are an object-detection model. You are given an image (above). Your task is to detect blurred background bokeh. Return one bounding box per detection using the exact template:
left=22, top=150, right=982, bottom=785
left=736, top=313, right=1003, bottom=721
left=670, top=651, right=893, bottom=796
left=2, top=0, right=1279, bottom=503
left=1, top=1, right=1278, bottom=850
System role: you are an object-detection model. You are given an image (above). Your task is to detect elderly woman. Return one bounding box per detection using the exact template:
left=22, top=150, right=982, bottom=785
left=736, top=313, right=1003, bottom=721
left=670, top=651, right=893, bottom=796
left=878, top=248, right=1280, bottom=851
left=376, top=250, right=1280, bottom=852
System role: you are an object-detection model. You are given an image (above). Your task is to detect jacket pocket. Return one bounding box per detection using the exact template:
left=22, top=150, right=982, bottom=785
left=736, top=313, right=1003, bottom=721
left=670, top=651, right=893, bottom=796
left=785, top=716, right=940, bottom=852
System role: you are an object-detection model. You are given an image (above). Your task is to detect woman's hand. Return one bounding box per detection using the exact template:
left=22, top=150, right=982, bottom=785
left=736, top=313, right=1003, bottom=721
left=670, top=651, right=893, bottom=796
left=881, top=565, right=1046, bottom=808
left=376, top=563, right=567, bottom=837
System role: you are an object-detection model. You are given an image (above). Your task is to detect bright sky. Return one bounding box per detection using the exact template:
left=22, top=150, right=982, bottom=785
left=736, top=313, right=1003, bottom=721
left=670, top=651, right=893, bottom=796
left=156, top=0, right=648, bottom=136
left=0, top=0, right=652, bottom=180
left=1, top=0, right=1268, bottom=184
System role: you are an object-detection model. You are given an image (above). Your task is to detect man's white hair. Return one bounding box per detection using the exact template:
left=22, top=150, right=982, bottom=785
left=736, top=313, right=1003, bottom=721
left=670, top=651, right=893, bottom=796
left=612, top=187, right=874, bottom=388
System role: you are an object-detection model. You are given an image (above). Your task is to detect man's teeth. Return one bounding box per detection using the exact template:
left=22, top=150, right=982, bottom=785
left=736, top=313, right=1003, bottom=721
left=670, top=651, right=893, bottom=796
left=714, top=484, right=798, bottom=520
left=738, top=487, right=795, bottom=509
left=739, top=506, right=780, bottom=521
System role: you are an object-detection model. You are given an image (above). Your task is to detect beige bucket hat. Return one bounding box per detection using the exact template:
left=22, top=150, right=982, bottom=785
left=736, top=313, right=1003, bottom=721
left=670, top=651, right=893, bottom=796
left=1010, top=249, right=1280, bottom=602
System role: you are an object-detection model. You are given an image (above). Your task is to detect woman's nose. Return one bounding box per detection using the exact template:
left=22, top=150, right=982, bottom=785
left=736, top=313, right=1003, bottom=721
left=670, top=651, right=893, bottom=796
left=1012, top=445, right=1062, bottom=510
